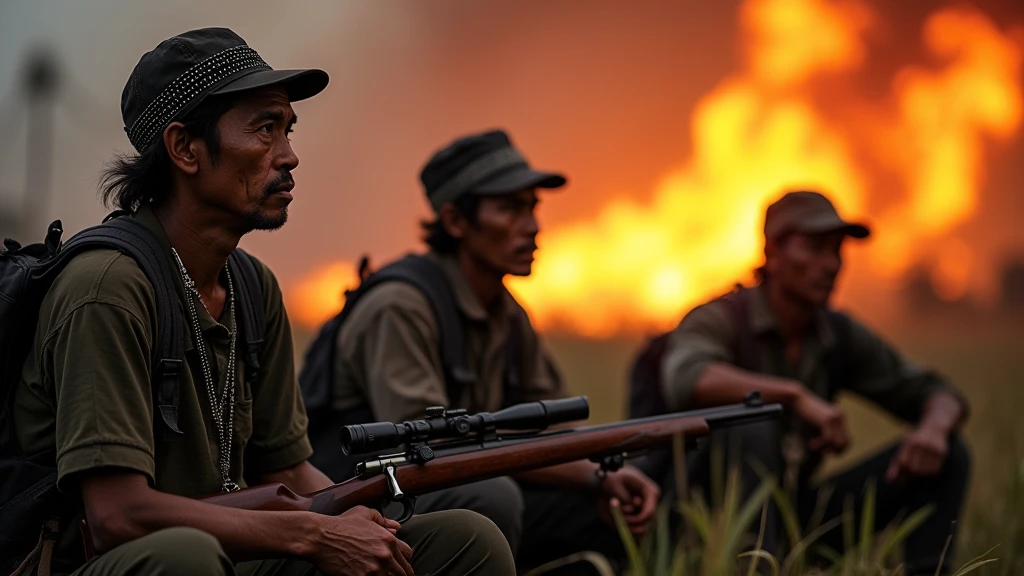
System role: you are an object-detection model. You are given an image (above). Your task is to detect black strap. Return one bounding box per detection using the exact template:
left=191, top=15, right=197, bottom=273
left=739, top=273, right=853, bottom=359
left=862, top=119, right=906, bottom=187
left=720, top=286, right=759, bottom=372
left=503, top=308, right=524, bottom=408
left=336, top=254, right=474, bottom=408
left=227, top=249, right=265, bottom=386
left=60, top=218, right=184, bottom=436
left=824, top=310, right=852, bottom=398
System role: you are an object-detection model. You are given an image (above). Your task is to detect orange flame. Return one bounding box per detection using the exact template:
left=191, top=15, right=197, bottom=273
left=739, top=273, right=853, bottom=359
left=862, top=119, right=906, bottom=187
left=506, top=0, right=1023, bottom=337
left=287, top=261, right=360, bottom=328
left=287, top=0, right=1023, bottom=336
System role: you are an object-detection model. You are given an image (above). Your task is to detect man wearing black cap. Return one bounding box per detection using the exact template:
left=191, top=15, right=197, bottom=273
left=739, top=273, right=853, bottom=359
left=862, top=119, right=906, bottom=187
left=323, top=129, right=661, bottom=572
left=8, top=28, right=513, bottom=576
left=658, top=190, right=971, bottom=574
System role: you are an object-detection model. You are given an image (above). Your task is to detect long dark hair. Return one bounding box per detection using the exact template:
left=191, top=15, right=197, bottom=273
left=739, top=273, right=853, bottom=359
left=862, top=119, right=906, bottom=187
left=100, top=96, right=235, bottom=212
left=420, top=194, right=482, bottom=254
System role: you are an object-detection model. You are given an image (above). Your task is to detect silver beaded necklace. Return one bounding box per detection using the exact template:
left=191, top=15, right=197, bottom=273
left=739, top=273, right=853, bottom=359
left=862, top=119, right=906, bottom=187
left=171, top=248, right=240, bottom=492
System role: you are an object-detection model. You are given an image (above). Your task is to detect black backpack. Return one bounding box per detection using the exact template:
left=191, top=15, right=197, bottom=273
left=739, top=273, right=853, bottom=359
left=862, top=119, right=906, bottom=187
left=0, top=215, right=266, bottom=573
left=298, top=253, right=523, bottom=481
left=626, top=285, right=851, bottom=480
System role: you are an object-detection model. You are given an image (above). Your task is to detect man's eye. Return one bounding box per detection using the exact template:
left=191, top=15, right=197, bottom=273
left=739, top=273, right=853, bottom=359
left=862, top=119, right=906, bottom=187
left=259, top=124, right=274, bottom=133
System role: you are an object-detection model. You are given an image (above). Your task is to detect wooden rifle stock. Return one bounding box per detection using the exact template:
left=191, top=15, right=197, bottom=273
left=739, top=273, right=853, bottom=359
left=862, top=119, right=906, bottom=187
left=201, top=415, right=712, bottom=516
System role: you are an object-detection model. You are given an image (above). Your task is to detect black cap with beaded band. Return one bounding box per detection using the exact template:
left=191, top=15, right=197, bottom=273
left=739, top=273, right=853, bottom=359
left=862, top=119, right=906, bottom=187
left=121, top=27, right=329, bottom=152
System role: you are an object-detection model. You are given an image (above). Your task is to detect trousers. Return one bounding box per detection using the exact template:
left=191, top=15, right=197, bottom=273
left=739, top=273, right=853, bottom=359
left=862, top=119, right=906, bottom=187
left=413, top=477, right=626, bottom=574
left=66, top=510, right=514, bottom=576
left=683, top=420, right=971, bottom=576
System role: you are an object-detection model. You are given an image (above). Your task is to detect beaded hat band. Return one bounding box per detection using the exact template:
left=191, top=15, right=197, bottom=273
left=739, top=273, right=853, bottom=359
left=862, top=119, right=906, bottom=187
left=126, top=45, right=269, bottom=151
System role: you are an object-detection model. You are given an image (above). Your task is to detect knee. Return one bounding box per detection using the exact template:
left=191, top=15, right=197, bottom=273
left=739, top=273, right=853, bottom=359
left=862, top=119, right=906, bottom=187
left=131, top=527, right=230, bottom=576
left=466, top=477, right=524, bottom=528
left=431, top=510, right=517, bottom=575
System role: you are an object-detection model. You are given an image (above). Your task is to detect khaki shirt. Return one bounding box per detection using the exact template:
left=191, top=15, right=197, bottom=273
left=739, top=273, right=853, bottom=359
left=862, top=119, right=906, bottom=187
left=15, top=204, right=311, bottom=573
left=661, top=283, right=965, bottom=425
left=333, top=252, right=566, bottom=424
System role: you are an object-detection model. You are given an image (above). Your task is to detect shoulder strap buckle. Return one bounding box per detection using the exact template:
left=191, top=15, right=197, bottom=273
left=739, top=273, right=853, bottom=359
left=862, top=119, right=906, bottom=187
left=156, top=358, right=182, bottom=378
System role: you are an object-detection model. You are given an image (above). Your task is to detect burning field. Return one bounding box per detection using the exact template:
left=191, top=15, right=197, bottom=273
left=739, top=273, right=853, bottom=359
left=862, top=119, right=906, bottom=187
left=285, top=0, right=1023, bottom=338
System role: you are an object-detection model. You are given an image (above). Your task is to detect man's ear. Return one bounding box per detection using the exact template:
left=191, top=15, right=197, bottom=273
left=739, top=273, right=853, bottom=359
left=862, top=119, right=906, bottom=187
left=439, top=204, right=466, bottom=240
left=162, top=122, right=200, bottom=175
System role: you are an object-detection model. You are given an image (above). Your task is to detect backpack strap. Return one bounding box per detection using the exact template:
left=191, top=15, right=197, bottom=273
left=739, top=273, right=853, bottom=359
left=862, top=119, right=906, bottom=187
left=823, top=310, right=852, bottom=399
left=719, top=285, right=760, bottom=372
left=503, top=307, right=524, bottom=408
left=332, top=254, right=473, bottom=408
left=227, top=249, right=265, bottom=386
left=60, top=218, right=184, bottom=437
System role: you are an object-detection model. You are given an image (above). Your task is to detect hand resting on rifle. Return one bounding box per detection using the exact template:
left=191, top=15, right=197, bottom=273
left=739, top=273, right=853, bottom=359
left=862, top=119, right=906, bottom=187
left=79, top=465, right=415, bottom=576
left=515, top=460, right=660, bottom=535
left=693, top=362, right=851, bottom=454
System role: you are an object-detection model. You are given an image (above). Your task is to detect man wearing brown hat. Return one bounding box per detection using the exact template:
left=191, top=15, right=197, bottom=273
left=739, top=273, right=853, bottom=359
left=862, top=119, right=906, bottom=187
left=657, top=190, right=971, bottom=574
left=309, top=129, right=661, bottom=573
left=4, top=28, right=513, bottom=576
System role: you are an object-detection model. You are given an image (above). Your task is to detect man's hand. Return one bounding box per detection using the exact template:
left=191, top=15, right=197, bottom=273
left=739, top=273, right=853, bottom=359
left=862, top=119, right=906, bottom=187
left=308, top=506, right=414, bottom=576
left=595, top=466, right=660, bottom=535
left=793, top=388, right=850, bottom=454
left=886, top=425, right=949, bottom=483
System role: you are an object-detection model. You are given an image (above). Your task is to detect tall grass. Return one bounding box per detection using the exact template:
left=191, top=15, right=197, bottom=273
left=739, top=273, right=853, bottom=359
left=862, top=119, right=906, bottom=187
left=607, top=434, right=1000, bottom=576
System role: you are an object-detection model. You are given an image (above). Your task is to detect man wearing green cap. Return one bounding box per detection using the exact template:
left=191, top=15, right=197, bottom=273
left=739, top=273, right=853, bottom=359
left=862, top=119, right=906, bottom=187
left=307, top=129, right=662, bottom=573
left=5, top=28, right=513, bottom=576
left=658, top=190, right=971, bottom=575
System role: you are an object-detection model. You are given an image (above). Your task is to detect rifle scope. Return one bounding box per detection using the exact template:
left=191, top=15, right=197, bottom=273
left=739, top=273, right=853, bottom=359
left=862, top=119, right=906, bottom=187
left=341, top=396, right=590, bottom=456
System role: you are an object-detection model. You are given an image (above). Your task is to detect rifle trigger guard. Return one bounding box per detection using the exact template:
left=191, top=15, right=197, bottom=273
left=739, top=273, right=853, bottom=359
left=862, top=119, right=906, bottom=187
left=392, top=496, right=417, bottom=524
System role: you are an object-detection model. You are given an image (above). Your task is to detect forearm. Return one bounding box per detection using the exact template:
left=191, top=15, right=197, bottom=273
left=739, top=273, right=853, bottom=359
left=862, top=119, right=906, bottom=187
left=87, top=487, right=322, bottom=561
left=918, top=391, right=964, bottom=434
left=261, top=461, right=334, bottom=495
left=513, top=460, right=599, bottom=490
left=691, top=362, right=803, bottom=408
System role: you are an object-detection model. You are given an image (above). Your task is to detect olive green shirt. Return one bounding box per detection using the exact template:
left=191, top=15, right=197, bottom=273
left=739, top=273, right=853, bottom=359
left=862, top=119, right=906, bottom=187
left=333, top=252, right=567, bottom=424
left=14, top=204, right=311, bottom=573
left=661, top=284, right=966, bottom=425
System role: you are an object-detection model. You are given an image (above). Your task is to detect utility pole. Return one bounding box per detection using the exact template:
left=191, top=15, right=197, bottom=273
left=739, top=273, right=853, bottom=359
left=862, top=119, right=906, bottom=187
left=21, top=48, right=60, bottom=241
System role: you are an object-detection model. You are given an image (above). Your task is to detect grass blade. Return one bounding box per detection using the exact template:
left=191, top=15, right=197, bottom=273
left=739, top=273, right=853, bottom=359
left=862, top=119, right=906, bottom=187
left=610, top=500, right=647, bottom=576
left=950, top=558, right=1000, bottom=576
left=842, top=494, right=855, bottom=561
left=739, top=550, right=781, bottom=576
left=781, top=516, right=843, bottom=576
left=680, top=501, right=712, bottom=543
left=875, top=505, right=934, bottom=562
left=745, top=502, right=770, bottom=576
left=654, top=504, right=670, bottom=575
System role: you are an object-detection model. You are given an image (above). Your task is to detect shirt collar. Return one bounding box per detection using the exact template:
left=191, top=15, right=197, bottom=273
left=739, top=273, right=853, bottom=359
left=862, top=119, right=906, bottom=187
left=748, top=283, right=836, bottom=348
left=425, top=251, right=514, bottom=323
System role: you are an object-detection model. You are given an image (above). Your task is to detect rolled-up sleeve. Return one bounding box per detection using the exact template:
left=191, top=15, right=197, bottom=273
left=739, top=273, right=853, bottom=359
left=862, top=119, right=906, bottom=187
left=843, top=317, right=969, bottom=424
left=660, top=302, right=736, bottom=411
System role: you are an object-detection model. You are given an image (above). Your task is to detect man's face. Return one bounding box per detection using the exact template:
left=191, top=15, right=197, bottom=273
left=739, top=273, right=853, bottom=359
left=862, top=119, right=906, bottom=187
left=193, top=86, right=299, bottom=231
left=461, top=189, right=540, bottom=277
left=766, top=230, right=845, bottom=307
